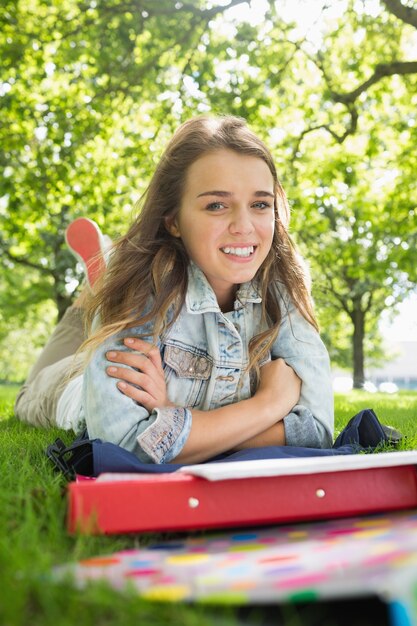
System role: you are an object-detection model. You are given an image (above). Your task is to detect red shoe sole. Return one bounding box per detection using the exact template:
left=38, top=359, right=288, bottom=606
left=65, top=218, right=106, bottom=288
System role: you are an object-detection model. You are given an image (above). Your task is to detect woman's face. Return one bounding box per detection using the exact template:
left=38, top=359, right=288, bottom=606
left=167, top=149, right=275, bottom=311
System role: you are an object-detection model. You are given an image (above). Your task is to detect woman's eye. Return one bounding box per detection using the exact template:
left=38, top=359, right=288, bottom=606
left=252, top=201, right=271, bottom=209
left=206, top=202, right=226, bottom=211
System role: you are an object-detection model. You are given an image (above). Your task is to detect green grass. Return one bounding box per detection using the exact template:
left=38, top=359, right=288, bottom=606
left=0, top=386, right=242, bottom=626
left=1, top=384, right=416, bottom=625
left=334, top=390, right=417, bottom=448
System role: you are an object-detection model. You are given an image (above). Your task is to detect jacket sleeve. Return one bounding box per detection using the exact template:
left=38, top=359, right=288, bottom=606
left=82, top=329, right=192, bottom=464
left=271, top=286, right=334, bottom=448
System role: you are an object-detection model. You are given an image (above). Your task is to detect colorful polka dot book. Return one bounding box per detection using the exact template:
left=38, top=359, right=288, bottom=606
left=59, top=453, right=417, bottom=625
left=56, top=510, right=417, bottom=625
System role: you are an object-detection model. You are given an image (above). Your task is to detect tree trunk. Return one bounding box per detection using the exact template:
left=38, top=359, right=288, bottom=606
left=352, top=302, right=366, bottom=389
left=56, top=291, right=73, bottom=321
left=53, top=273, right=74, bottom=322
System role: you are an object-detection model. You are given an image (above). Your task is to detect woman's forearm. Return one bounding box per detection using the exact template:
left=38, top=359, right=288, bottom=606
left=232, top=421, right=286, bottom=451
left=172, top=395, right=287, bottom=464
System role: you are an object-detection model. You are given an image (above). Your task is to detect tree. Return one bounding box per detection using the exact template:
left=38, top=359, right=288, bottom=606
left=259, top=0, right=417, bottom=386
left=1, top=0, right=416, bottom=384
left=1, top=0, right=249, bottom=318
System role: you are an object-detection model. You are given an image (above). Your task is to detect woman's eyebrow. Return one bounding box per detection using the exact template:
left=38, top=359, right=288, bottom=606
left=197, top=190, right=274, bottom=198
left=197, top=190, right=232, bottom=198
left=254, top=191, right=275, bottom=198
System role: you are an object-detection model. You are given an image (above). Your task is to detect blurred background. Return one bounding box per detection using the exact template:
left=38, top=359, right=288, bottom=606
left=1, top=0, right=416, bottom=390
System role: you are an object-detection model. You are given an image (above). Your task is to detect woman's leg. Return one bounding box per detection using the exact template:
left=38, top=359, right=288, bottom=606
left=14, top=218, right=109, bottom=428
left=14, top=291, right=88, bottom=427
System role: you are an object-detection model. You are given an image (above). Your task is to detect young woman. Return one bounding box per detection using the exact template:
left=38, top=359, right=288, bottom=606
left=15, top=115, right=334, bottom=464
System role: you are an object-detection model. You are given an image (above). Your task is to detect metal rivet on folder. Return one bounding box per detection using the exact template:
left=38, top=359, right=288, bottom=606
left=188, top=497, right=200, bottom=508
left=316, top=488, right=326, bottom=498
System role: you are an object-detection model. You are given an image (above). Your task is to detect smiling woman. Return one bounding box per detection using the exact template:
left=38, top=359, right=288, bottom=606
left=165, top=150, right=276, bottom=311
left=15, top=115, right=334, bottom=465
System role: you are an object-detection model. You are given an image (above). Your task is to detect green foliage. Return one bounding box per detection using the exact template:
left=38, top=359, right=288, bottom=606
left=0, top=301, right=56, bottom=382
left=1, top=0, right=416, bottom=381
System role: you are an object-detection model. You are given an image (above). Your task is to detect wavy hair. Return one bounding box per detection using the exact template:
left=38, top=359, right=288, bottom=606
left=82, top=115, right=317, bottom=380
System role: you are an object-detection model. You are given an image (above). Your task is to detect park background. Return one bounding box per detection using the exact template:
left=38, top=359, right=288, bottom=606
left=1, top=0, right=416, bottom=391
left=1, top=2, right=417, bottom=624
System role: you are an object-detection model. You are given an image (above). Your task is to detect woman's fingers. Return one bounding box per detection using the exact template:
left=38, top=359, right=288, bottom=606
left=105, top=338, right=171, bottom=410
left=107, top=363, right=170, bottom=410
left=113, top=378, right=161, bottom=413
left=106, top=350, right=155, bottom=374
left=107, top=365, right=149, bottom=389
left=106, top=338, right=162, bottom=372
left=124, top=338, right=163, bottom=369
left=259, top=358, right=300, bottom=387
left=257, top=358, right=301, bottom=414
left=106, top=343, right=163, bottom=381
left=106, top=352, right=165, bottom=396
left=106, top=359, right=162, bottom=394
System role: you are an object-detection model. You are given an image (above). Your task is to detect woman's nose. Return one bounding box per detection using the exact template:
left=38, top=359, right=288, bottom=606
left=229, top=207, right=254, bottom=235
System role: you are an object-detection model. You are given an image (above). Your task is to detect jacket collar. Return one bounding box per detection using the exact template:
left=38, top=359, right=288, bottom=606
left=185, top=261, right=262, bottom=314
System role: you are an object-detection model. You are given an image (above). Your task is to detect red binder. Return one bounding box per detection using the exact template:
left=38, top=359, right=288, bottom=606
left=68, top=451, right=417, bottom=534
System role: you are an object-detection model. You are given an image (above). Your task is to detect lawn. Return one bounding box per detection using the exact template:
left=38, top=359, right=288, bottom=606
left=1, top=384, right=416, bottom=626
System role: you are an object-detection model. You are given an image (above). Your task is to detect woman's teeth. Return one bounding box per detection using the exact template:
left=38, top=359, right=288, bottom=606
left=221, top=246, right=254, bottom=257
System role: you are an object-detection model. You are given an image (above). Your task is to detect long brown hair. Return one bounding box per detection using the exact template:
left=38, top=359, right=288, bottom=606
left=82, top=115, right=317, bottom=378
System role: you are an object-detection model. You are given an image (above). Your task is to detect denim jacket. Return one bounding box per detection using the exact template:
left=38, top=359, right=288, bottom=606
left=83, top=262, right=334, bottom=463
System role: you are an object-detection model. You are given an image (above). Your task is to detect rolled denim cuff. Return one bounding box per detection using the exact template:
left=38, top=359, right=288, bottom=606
left=283, top=404, right=332, bottom=449
left=137, top=406, right=192, bottom=464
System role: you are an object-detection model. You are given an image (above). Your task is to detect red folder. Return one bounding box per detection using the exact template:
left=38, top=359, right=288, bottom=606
left=68, top=451, right=417, bottom=534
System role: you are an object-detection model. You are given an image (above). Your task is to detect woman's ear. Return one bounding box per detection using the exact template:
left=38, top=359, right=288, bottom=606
left=165, top=216, right=181, bottom=238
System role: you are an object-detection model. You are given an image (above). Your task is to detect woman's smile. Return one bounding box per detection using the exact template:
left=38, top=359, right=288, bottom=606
left=220, top=244, right=257, bottom=258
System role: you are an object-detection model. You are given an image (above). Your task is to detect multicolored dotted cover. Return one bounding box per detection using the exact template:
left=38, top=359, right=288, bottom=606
left=56, top=510, right=417, bottom=625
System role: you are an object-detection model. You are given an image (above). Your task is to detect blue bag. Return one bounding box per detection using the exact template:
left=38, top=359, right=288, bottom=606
left=46, top=408, right=400, bottom=480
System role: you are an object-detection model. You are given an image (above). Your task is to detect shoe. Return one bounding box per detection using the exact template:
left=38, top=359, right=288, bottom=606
left=65, top=218, right=111, bottom=288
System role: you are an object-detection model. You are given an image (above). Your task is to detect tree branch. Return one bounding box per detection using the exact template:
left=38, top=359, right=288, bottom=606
left=381, top=0, right=417, bottom=29
left=364, top=291, right=374, bottom=315
left=149, top=0, right=249, bottom=18
left=290, top=103, right=358, bottom=156
left=0, top=240, right=51, bottom=274
left=306, top=254, right=353, bottom=316
left=104, top=0, right=249, bottom=20
left=330, top=61, right=417, bottom=104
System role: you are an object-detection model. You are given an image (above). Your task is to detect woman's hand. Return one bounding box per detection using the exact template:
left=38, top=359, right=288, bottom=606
left=106, top=338, right=173, bottom=413
left=255, top=358, right=301, bottom=418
